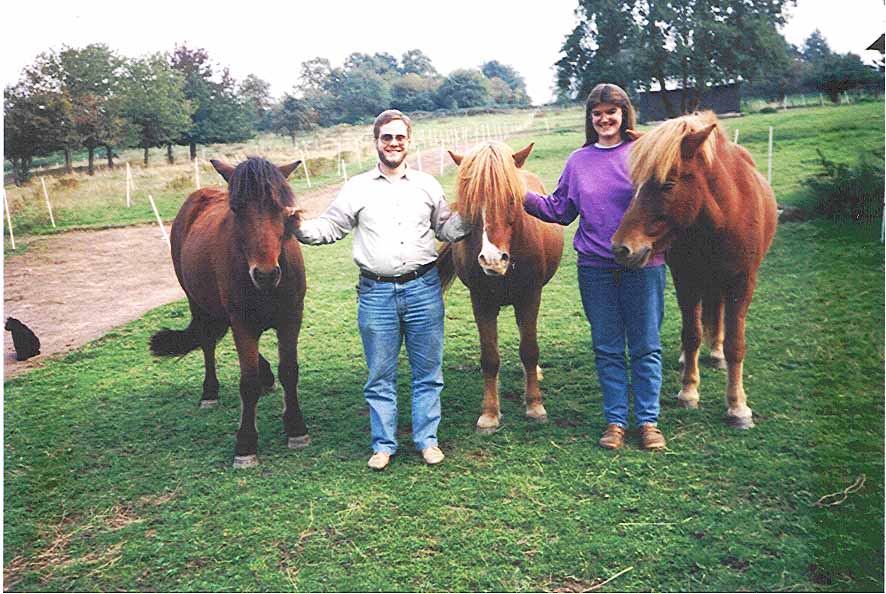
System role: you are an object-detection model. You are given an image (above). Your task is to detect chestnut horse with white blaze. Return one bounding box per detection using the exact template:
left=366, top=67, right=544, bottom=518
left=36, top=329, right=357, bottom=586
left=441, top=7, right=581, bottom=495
left=611, top=113, right=777, bottom=428
left=438, top=142, right=564, bottom=433
left=150, top=157, right=309, bottom=467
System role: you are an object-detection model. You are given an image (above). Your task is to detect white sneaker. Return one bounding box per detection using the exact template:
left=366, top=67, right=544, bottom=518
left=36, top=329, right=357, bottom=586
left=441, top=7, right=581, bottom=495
left=421, top=446, right=445, bottom=465
left=367, top=451, right=391, bottom=471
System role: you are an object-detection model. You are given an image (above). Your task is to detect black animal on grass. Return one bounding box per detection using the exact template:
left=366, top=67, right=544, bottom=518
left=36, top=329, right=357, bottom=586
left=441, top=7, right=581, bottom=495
left=5, top=317, right=40, bottom=360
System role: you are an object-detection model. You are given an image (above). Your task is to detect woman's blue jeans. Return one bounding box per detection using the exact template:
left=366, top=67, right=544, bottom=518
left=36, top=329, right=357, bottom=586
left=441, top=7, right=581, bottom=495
left=577, top=265, right=666, bottom=428
left=357, top=267, right=444, bottom=455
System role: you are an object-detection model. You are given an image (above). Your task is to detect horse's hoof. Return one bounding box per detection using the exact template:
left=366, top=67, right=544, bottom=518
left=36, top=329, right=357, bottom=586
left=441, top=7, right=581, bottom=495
left=726, top=414, right=755, bottom=429
left=526, top=407, right=548, bottom=423
left=288, top=435, right=311, bottom=449
left=233, top=455, right=259, bottom=468
left=476, top=414, right=501, bottom=434
left=676, top=396, right=700, bottom=409
left=199, top=399, right=219, bottom=409
left=707, top=356, right=727, bottom=370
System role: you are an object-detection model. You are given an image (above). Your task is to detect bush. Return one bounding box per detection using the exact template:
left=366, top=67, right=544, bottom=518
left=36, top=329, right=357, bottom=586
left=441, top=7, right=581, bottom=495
left=804, top=149, right=885, bottom=222
left=759, top=106, right=779, bottom=114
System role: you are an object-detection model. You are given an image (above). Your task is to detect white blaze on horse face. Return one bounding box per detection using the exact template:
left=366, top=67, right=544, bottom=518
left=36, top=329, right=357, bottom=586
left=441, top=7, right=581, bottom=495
left=478, top=210, right=510, bottom=276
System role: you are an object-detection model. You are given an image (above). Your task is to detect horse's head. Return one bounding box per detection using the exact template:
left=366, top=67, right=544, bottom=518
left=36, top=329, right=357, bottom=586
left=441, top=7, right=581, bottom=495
left=449, top=142, right=533, bottom=277
left=211, top=157, right=302, bottom=291
left=611, top=114, right=720, bottom=269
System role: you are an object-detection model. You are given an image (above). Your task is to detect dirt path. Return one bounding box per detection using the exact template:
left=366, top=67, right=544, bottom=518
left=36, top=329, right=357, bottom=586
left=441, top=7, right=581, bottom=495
left=3, top=147, right=455, bottom=378
left=2, top=183, right=342, bottom=378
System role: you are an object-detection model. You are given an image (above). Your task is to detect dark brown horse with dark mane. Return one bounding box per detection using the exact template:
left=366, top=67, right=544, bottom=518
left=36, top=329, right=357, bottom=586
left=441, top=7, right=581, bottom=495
left=611, top=113, right=777, bottom=428
left=150, top=157, right=309, bottom=466
left=438, top=142, right=564, bottom=433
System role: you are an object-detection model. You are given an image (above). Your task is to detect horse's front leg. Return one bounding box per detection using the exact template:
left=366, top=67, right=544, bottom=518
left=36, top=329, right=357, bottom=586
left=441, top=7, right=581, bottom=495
left=230, top=319, right=263, bottom=468
left=723, top=280, right=755, bottom=429
left=514, top=294, right=546, bottom=422
left=673, top=273, right=703, bottom=409
left=278, top=315, right=309, bottom=449
left=702, top=293, right=727, bottom=370
left=472, top=295, right=501, bottom=434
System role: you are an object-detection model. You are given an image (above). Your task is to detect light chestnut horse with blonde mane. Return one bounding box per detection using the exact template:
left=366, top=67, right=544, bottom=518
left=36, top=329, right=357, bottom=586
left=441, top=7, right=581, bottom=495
left=611, top=113, right=777, bottom=428
left=438, top=142, right=564, bottom=433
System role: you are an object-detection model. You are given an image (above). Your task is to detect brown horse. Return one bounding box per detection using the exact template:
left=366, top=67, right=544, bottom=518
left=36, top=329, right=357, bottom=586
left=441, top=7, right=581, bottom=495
left=438, top=142, right=564, bottom=433
left=150, top=157, right=309, bottom=467
left=611, top=112, right=777, bottom=428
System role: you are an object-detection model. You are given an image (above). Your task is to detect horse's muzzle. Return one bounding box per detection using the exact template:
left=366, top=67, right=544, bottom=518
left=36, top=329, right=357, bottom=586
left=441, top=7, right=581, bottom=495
left=611, top=243, right=651, bottom=269
left=250, top=266, right=282, bottom=290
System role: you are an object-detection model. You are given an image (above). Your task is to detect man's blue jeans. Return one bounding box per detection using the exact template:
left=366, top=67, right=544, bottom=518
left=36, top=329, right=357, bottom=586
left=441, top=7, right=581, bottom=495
left=577, top=265, right=666, bottom=428
left=357, top=267, right=444, bottom=455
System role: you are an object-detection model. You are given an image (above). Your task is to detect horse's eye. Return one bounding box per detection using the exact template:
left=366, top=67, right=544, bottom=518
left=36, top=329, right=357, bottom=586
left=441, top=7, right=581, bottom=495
left=661, top=181, right=676, bottom=192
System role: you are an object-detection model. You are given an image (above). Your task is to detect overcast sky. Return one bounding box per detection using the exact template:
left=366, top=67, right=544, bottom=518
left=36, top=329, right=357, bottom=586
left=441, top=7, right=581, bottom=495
left=1, top=0, right=883, bottom=105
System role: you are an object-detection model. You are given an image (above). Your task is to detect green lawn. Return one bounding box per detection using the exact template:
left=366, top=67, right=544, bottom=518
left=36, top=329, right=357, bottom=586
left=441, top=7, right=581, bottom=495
left=4, top=102, right=884, bottom=591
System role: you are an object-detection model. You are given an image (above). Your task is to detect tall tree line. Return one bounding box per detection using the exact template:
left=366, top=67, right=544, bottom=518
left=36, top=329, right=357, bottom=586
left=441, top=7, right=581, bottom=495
left=5, top=44, right=531, bottom=185
left=555, top=0, right=883, bottom=116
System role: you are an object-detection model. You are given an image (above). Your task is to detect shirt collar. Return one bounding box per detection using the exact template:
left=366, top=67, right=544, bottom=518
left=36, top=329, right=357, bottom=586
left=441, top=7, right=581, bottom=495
left=374, top=162, right=412, bottom=182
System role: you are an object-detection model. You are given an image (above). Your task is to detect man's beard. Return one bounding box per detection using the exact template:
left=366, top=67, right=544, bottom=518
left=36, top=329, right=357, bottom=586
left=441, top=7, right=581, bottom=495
left=377, top=148, right=406, bottom=169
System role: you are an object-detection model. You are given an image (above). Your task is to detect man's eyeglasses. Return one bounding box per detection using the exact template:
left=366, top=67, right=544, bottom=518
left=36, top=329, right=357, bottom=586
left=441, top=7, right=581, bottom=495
left=379, top=134, right=409, bottom=145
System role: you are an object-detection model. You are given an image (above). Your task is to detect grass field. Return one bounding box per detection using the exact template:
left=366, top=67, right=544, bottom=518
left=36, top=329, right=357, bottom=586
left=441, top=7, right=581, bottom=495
left=3, top=102, right=884, bottom=591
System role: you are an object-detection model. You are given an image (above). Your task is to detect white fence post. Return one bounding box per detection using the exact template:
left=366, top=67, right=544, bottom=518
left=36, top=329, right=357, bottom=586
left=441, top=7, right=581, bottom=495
left=40, top=177, right=56, bottom=228
left=147, top=194, right=170, bottom=246
left=733, top=129, right=740, bottom=144
left=3, top=189, right=15, bottom=251
left=301, top=142, right=312, bottom=188
left=194, top=157, right=201, bottom=190
left=767, top=127, right=774, bottom=186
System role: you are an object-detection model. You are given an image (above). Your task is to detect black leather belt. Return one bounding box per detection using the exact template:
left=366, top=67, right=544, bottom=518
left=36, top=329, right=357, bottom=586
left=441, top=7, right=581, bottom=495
left=360, top=261, right=436, bottom=283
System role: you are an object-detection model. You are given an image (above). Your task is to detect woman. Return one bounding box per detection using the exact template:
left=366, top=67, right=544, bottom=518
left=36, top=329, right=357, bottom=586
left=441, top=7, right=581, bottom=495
left=523, top=83, right=666, bottom=450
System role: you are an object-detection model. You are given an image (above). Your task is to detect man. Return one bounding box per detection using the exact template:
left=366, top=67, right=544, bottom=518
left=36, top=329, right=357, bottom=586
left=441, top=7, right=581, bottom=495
left=295, top=109, right=470, bottom=470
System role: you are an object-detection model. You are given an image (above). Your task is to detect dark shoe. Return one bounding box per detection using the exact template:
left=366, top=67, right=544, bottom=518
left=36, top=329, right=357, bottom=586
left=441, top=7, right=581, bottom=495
left=598, top=424, right=626, bottom=449
left=639, top=424, right=667, bottom=450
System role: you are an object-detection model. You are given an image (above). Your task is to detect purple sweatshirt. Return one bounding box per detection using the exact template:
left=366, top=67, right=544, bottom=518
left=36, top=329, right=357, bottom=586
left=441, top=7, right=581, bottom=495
left=524, top=142, right=665, bottom=269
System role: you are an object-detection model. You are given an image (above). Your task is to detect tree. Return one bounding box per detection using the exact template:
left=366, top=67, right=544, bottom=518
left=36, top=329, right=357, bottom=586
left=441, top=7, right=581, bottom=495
left=119, top=53, right=194, bottom=166
left=436, top=69, right=490, bottom=109
left=271, top=94, right=318, bottom=144
left=391, top=73, right=440, bottom=112
left=399, top=49, right=437, bottom=76
left=344, top=52, right=399, bottom=77
left=4, top=82, right=74, bottom=184
left=557, top=0, right=795, bottom=116
left=170, top=44, right=255, bottom=161
left=481, top=60, right=530, bottom=105
left=809, top=52, right=883, bottom=102
left=240, top=74, right=274, bottom=131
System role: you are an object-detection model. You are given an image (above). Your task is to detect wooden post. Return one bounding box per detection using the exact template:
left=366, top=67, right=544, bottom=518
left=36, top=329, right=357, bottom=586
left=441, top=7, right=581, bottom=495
left=767, top=127, right=774, bottom=186
left=40, top=177, right=57, bottom=228
left=416, top=145, right=423, bottom=172
left=342, top=159, right=348, bottom=182
left=3, top=189, right=15, bottom=251
left=733, top=129, right=739, bottom=144
left=147, top=194, right=170, bottom=246
left=194, top=157, right=201, bottom=190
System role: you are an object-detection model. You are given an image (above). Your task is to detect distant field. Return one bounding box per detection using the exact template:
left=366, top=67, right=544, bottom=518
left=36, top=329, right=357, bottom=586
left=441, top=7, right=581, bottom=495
left=3, top=101, right=884, bottom=591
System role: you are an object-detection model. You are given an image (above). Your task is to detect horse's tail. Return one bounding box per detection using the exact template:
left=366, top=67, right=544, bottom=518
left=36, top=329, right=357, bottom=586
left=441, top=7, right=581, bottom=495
left=150, top=324, right=201, bottom=357
left=436, top=243, right=457, bottom=293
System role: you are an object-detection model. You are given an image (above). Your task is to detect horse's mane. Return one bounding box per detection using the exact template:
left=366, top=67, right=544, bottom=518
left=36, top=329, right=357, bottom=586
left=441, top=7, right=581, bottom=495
left=455, top=142, right=526, bottom=223
left=629, top=111, right=722, bottom=184
left=228, top=156, right=296, bottom=214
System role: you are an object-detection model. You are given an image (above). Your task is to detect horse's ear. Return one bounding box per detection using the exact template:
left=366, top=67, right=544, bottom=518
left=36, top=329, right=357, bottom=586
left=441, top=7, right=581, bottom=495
left=625, top=129, right=644, bottom=141
left=448, top=150, right=463, bottom=166
left=512, top=143, right=534, bottom=169
left=680, top=123, right=717, bottom=159
left=279, top=160, right=302, bottom=179
left=211, top=159, right=235, bottom=183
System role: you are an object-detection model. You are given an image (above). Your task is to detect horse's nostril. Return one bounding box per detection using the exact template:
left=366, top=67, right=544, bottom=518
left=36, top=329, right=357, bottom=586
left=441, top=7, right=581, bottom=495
left=612, top=244, right=630, bottom=259
left=501, top=253, right=510, bottom=263
left=478, top=254, right=487, bottom=265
